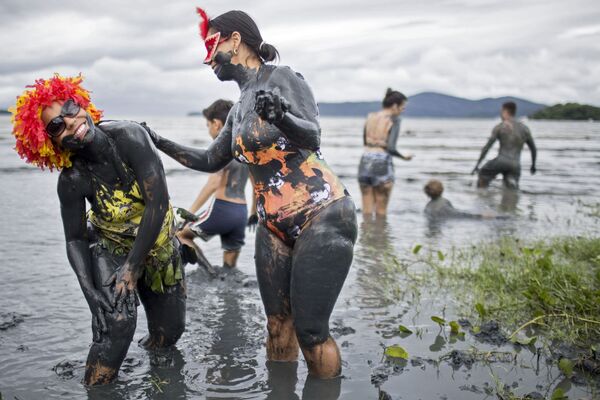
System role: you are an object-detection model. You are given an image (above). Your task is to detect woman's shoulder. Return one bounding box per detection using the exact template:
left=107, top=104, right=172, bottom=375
left=268, top=65, right=307, bottom=83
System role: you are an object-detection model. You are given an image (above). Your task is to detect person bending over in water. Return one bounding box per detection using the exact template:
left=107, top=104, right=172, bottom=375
left=424, top=179, right=495, bottom=219
left=176, top=99, right=251, bottom=269
left=147, top=8, right=357, bottom=379
left=471, top=101, right=537, bottom=189
left=11, top=75, right=186, bottom=385
left=358, top=88, right=413, bottom=217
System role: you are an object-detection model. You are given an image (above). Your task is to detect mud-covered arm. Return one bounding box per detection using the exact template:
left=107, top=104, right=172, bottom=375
left=524, top=126, right=537, bottom=173
left=386, top=116, right=410, bottom=159
left=57, top=170, right=113, bottom=337
left=446, top=199, right=482, bottom=219
left=118, top=124, right=170, bottom=278
left=143, top=111, right=234, bottom=173
left=255, top=67, right=321, bottom=150
left=473, top=126, right=499, bottom=172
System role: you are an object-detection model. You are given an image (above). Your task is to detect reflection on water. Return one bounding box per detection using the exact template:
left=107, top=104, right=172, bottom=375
left=1, top=116, right=599, bottom=399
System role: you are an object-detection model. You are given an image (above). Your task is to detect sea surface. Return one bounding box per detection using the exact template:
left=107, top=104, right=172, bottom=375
left=0, top=116, right=599, bottom=399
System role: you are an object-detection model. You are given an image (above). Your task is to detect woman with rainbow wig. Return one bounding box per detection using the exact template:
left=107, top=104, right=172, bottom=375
left=11, top=74, right=186, bottom=385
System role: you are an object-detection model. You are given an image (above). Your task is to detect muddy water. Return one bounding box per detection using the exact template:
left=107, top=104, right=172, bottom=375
left=0, top=115, right=598, bottom=399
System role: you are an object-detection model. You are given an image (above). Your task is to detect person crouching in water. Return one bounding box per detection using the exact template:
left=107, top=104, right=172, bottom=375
left=424, top=179, right=495, bottom=219
left=176, top=99, right=251, bottom=269
left=359, top=88, right=413, bottom=217
left=10, top=75, right=186, bottom=385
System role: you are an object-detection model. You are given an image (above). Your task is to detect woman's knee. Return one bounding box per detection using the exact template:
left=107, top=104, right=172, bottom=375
left=295, top=318, right=328, bottom=348
left=106, top=311, right=137, bottom=342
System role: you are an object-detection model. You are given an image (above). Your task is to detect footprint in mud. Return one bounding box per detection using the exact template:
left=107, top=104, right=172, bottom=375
left=330, top=320, right=356, bottom=338
left=0, top=312, right=27, bottom=330
left=52, top=359, right=83, bottom=380
left=472, top=320, right=508, bottom=345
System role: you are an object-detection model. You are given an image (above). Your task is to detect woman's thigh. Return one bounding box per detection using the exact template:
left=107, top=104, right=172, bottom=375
left=290, top=197, right=358, bottom=346
left=254, top=224, right=293, bottom=317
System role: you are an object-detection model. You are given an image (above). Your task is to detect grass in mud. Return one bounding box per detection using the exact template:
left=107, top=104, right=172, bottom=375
left=420, top=236, right=600, bottom=348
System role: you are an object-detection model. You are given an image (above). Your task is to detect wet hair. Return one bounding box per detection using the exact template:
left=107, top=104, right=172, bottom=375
left=424, top=179, right=444, bottom=199
left=209, top=10, right=279, bottom=63
left=382, top=88, right=407, bottom=108
left=502, top=101, right=517, bottom=116
left=202, top=99, right=234, bottom=124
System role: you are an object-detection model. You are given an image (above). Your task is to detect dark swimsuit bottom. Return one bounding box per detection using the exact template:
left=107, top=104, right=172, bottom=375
left=191, top=199, right=247, bottom=251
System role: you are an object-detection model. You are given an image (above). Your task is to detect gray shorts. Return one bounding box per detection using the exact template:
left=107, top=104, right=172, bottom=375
left=479, top=157, right=521, bottom=188
left=358, top=152, right=394, bottom=187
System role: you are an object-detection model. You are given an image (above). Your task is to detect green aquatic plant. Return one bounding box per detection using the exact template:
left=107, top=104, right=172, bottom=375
left=423, top=236, right=600, bottom=348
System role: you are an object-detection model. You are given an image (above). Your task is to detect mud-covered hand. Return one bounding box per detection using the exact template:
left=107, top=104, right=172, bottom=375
left=104, top=266, right=141, bottom=316
left=247, top=214, right=258, bottom=232
left=530, top=165, right=536, bottom=175
left=471, top=166, right=480, bottom=175
left=83, top=288, right=113, bottom=342
left=254, top=89, right=290, bottom=124
left=139, top=121, right=161, bottom=146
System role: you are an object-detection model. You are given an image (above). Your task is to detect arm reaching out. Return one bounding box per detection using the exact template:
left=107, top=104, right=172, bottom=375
left=142, top=108, right=235, bottom=173
left=472, top=125, right=499, bottom=174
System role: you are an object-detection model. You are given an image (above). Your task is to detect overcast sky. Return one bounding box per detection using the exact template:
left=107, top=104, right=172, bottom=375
left=1, top=0, right=599, bottom=116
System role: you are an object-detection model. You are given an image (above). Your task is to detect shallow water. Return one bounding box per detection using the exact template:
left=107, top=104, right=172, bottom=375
left=0, top=115, right=599, bottom=399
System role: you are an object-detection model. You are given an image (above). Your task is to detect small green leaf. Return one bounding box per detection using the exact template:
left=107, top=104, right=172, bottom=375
left=398, top=325, right=413, bottom=334
left=449, top=321, right=460, bottom=334
left=431, top=316, right=446, bottom=326
left=510, top=335, right=537, bottom=346
left=558, top=358, right=573, bottom=378
left=475, top=303, right=486, bottom=319
left=550, top=388, right=568, bottom=400
left=384, top=345, right=409, bottom=360
left=412, top=244, right=422, bottom=254
left=437, top=250, right=445, bottom=261
left=472, top=326, right=481, bottom=334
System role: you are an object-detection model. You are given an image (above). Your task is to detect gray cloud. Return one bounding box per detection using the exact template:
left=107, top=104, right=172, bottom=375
left=1, top=0, right=599, bottom=115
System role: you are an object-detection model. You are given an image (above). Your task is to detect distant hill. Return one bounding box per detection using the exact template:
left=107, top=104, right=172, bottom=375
left=530, top=103, right=600, bottom=121
left=318, top=92, right=546, bottom=118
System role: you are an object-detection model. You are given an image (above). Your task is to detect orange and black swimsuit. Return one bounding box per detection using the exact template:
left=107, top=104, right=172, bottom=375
left=233, top=117, right=348, bottom=244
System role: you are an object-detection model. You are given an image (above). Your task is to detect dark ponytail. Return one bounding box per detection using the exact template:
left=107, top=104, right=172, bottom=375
left=210, top=10, right=279, bottom=63
left=382, top=88, right=407, bottom=108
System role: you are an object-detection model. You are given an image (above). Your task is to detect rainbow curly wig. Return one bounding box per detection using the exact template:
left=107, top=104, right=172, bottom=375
left=10, top=74, right=103, bottom=171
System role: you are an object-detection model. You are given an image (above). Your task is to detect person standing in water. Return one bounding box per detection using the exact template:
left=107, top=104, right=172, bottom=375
left=358, top=88, right=413, bottom=217
left=10, top=75, right=186, bottom=385
left=147, top=9, right=357, bottom=379
left=176, top=99, right=251, bottom=269
left=471, top=101, right=537, bottom=189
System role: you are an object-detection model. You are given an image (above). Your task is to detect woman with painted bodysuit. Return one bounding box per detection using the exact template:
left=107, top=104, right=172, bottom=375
left=10, top=75, right=186, bottom=385
left=358, top=88, right=413, bottom=217
left=147, top=9, right=358, bottom=379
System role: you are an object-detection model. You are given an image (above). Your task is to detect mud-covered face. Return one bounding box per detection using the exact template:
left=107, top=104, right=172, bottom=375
left=41, top=100, right=94, bottom=150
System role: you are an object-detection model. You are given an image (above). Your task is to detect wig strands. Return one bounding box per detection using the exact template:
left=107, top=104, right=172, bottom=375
left=10, top=74, right=103, bottom=170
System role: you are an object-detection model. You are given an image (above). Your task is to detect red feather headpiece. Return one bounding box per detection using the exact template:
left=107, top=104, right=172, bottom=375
left=196, top=7, right=210, bottom=40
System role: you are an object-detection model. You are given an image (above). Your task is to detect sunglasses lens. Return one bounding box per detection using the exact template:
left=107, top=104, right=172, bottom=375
left=46, top=117, right=65, bottom=138
left=62, top=99, right=81, bottom=117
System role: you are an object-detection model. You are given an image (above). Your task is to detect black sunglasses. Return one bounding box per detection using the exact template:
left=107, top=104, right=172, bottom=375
left=45, top=99, right=82, bottom=138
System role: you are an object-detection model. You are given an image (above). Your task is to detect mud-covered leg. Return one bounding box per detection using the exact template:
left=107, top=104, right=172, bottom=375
left=478, top=159, right=498, bottom=188
left=374, top=182, right=393, bottom=216
left=503, top=170, right=521, bottom=190
left=138, top=258, right=186, bottom=350
left=291, top=197, right=358, bottom=378
left=84, top=245, right=136, bottom=385
left=255, top=224, right=299, bottom=361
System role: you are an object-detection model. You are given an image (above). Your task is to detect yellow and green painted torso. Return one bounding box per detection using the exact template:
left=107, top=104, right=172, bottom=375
left=87, top=167, right=182, bottom=293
